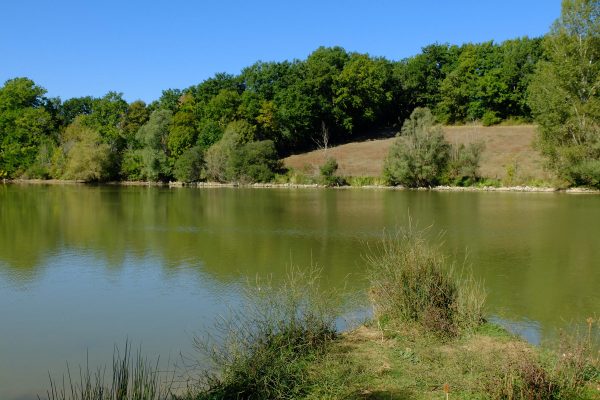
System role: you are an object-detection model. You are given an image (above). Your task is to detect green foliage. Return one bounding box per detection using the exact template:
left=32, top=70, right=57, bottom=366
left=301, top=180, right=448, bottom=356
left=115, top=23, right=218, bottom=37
left=120, top=149, right=145, bottom=181
left=384, top=108, right=451, bottom=187
left=192, top=268, right=339, bottom=400
left=482, top=110, right=502, bottom=126
left=366, top=224, right=486, bottom=336
left=204, top=120, right=278, bottom=183
left=60, top=119, right=111, bottom=182
left=446, top=141, right=485, bottom=185
left=528, top=0, right=600, bottom=188
left=136, top=110, right=172, bottom=181
left=121, top=100, right=150, bottom=146
left=230, top=140, right=279, bottom=183
left=319, top=157, right=344, bottom=186
left=0, top=77, right=55, bottom=177
left=0, top=36, right=555, bottom=183
left=174, top=146, right=204, bottom=182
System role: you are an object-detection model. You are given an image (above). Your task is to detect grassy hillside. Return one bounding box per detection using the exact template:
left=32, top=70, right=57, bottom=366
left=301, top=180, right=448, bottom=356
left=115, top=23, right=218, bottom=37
left=284, top=125, right=553, bottom=184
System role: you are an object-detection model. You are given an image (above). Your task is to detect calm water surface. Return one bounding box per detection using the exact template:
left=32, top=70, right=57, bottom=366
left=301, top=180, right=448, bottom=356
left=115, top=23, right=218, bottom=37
left=1, top=184, right=599, bottom=399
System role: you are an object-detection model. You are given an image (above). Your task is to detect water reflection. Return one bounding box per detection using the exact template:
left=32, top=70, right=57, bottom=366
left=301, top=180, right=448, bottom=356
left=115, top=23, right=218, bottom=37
left=1, top=185, right=600, bottom=399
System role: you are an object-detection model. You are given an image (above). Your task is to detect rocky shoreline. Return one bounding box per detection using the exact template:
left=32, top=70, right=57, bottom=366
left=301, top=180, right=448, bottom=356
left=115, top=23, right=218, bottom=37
left=4, top=178, right=599, bottom=194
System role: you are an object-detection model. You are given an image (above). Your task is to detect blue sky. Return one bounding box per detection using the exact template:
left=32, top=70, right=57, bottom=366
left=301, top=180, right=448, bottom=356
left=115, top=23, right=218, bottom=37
left=1, top=0, right=561, bottom=103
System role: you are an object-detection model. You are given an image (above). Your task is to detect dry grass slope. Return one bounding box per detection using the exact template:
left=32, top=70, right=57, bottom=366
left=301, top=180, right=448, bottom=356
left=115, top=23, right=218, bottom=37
left=284, top=125, right=552, bottom=182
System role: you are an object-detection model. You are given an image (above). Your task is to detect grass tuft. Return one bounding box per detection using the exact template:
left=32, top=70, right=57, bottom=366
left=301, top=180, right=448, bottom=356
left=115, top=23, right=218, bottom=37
left=40, top=342, right=172, bottom=400
left=188, top=267, right=342, bottom=399
left=366, top=224, right=486, bottom=337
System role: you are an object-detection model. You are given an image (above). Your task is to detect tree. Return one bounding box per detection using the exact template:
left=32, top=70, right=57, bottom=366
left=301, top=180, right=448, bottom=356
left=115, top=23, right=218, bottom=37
left=0, top=78, right=55, bottom=177
left=528, top=0, right=600, bottom=187
left=136, top=109, right=173, bottom=181
left=332, top=54, right=394, bottom=133
left=384, top=108, right=451, bottom=187
left=204, top=120, right=278, bottom=182
left=174, top=145, right=204, bottom=182
left=59, top=118, right=111, bottom=181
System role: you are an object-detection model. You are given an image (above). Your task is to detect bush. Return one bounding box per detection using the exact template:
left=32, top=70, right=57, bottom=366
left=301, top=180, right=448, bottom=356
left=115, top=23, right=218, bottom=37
left=481, top=110, right=502, bottom=126
left=120, top=149, right=144, bottom=181
left=203, top=121, right=279, bottom=183
left=230, top=140, right=280, bottom=183
left=319, top=157, right=345, bottom=186
left=366, top=225, right=485, bottom=336
left=445, top=141, right=485, bottom=186
left=192, top=268, right=340, bottom=399
left=174, top=146, right=204, bottom=182
left=383, top=108, right=450, bottom=187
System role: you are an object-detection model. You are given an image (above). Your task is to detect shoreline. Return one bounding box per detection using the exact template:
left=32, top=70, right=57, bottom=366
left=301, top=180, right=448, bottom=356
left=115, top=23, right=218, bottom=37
left=3, top=178, right=599, bottom=194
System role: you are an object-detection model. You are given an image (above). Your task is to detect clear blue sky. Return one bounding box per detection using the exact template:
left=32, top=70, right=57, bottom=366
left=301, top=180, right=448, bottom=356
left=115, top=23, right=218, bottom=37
left=1, top=0, right=561, bottom=103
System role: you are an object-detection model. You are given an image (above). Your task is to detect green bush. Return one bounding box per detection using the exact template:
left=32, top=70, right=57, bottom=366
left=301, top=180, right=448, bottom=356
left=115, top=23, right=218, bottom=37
left=319, top=157, right=345, bottom=186
left=383, top=108, right=450, bottom=187
left=481, top=110, right=502, bottom=126
left=204, top=120, right=279, bottom=183
left=120, top=149, right=144, bottom=181
left=192, top=268, right=340, bottom=400
left=174, top=146, right=204, bottom=182
left=366, top=225, right=486, bottom=336
left=445, top=141, right=485, bottom=186
left=230, top=140, right=279, bottom=183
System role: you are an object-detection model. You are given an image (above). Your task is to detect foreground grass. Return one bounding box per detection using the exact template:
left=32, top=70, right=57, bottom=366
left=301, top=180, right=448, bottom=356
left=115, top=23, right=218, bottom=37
left=306, top=322, right=600, bottom=399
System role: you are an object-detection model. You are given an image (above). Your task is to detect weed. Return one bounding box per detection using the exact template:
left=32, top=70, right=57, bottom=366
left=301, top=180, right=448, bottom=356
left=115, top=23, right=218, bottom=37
left=190, top=268, right=342, bottom=399
left=40, top=342, right=172, bottom=400
left=366, top=224, right=485, bottom=337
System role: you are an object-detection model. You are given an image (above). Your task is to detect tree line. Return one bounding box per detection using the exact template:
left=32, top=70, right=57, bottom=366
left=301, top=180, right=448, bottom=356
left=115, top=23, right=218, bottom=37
left=0, top=0, right=598, bottom=187
left=0, top=37, right=544, bottom=182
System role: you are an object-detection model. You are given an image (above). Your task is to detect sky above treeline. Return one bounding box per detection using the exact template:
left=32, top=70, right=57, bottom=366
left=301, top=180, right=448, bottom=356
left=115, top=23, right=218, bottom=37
left=1, top=0, right=561, bottom=103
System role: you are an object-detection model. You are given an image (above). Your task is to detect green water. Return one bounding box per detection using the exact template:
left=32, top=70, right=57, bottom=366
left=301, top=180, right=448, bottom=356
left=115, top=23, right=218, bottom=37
left=1, top=184, right=599, bottom=399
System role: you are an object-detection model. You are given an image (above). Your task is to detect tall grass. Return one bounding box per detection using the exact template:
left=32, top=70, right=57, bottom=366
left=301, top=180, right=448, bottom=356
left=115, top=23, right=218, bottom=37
left=41, top=342, right=173, bottom=400
left=366, top=224, right=486, bottom=336
left=188, top=268, right=342, bottom=400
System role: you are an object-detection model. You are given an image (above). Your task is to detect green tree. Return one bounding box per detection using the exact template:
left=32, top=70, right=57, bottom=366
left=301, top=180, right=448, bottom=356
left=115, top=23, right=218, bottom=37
left=332, top=54, right=394, bottom=133
left=528, top=0, right=600, bottom=187
left=384, top=108, right=450, bottom=187
left=59, top=118, right=111, bottom=181
left=136, top=109, right=173, bottom=181
left=168, top=93, right=198, bottom=159
left=174, top=145, right=204, bottom=182
left=121, top=100, right=150, bottom=147
left=0, top=77, right=55, bottom=177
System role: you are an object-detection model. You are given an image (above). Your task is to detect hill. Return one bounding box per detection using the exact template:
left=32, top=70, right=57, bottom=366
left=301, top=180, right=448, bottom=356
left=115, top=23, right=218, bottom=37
left=283, top=125, right=552, bottom=183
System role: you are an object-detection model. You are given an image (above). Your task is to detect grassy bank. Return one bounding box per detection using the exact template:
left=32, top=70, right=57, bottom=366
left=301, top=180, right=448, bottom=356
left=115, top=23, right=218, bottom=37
left=283, top=125, right=558, bottom=188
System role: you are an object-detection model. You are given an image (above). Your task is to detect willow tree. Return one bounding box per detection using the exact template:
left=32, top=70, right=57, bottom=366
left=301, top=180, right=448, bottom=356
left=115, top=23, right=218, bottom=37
left=528, top=0, right=600, bottom=187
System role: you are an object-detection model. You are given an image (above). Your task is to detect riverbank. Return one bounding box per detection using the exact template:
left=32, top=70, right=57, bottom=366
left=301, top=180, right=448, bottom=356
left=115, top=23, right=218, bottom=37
left=5, top=178, right=600, bottom=194
left=299, top=321, right=600, bottom=399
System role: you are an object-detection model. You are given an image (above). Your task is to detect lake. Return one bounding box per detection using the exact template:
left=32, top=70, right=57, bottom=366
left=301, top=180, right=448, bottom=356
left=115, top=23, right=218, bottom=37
left=1, top=184, right=599, bottom=399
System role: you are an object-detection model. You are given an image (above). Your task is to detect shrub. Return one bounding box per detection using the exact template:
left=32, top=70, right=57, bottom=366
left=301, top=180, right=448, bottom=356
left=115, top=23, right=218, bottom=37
left=203, top=121, right=279, bottom=183
left=446, top=141, right=485, bottom=186
left=482, top=110, right=502, bottom=126
left=120, top=149, right=144, bottom=181
left=174, top=146, right=204, bottom=182
left=383, top=108, right=450, bottom=187
left=319, top=157, right=344, bottom=186
left=366, top=225, right=485, bottom=336
left=230, top=140, right=280, bottom=183
left=192, top=268, right=340, bottom=399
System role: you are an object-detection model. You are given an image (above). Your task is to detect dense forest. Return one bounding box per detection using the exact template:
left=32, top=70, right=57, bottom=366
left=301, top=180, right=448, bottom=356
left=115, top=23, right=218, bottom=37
left=0, top=0, right=598, bottom=186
